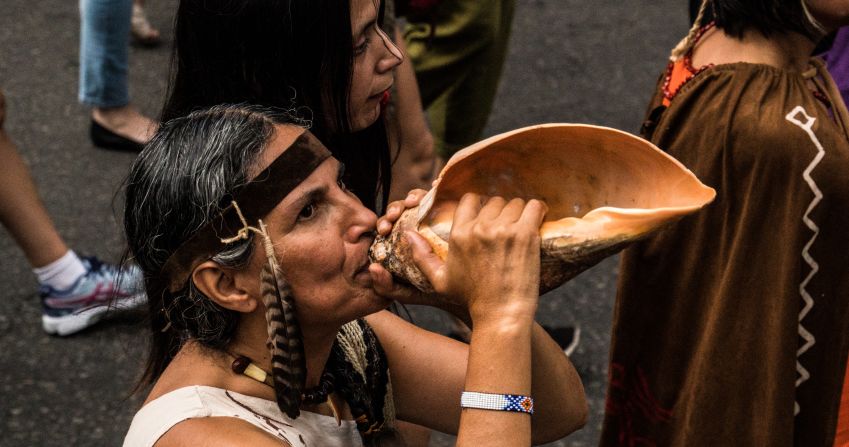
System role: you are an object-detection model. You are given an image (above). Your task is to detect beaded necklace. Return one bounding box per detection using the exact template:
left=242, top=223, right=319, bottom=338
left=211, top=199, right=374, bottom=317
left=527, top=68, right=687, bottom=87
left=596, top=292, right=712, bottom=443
left=230, top=353, right=343, bottom=424
left=227, top=318, right=392, bottom=442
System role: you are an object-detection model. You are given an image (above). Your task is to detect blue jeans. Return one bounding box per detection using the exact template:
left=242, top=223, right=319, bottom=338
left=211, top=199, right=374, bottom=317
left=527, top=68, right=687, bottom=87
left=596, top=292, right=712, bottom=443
left=78, top=0, right=132, bottom=107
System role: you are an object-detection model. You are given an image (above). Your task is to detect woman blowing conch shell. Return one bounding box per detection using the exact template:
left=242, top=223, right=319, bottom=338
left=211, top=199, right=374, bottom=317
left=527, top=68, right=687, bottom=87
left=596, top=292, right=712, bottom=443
left=122, top=104, right=587, bottom=447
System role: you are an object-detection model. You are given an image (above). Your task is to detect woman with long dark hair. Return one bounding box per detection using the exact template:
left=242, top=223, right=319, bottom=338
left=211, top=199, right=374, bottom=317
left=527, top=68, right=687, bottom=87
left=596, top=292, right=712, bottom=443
left=161, top=0, right=405, bottom=212
left=121, top=104, right=586, bottom=446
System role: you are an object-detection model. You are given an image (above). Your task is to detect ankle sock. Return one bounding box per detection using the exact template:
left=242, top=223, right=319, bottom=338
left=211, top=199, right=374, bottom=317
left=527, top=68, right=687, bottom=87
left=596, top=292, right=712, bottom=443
left=33, top=250, right=87, bottom=291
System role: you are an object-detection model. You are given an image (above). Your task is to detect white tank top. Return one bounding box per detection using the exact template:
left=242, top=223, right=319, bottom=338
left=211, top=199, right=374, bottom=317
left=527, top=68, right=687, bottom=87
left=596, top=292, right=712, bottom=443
left=123, top=385, right=363, bottom=447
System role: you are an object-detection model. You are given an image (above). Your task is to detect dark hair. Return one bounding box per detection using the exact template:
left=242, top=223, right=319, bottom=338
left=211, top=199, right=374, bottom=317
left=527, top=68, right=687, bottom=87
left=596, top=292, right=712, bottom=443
left=161, top=0, right=392, bottom=212
left=125, top=104, right=296, bottom=386
left=708, top=0, right=822, bottom=40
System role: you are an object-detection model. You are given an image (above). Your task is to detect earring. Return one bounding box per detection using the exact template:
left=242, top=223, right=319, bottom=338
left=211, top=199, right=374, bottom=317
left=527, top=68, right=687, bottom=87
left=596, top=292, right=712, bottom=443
left=257, top=220, right=307, bottom=419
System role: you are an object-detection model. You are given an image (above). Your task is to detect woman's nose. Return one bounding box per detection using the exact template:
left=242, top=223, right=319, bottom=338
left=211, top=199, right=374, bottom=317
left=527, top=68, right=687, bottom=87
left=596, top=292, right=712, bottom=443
left=343, top=196, right=378, bottom=243
left=376, top=27, right=403, bottom=72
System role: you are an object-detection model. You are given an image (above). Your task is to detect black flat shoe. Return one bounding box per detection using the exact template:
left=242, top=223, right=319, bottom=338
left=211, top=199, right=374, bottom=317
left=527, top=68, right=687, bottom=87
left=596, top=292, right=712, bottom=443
left=90, top=119, right=144, bottom=152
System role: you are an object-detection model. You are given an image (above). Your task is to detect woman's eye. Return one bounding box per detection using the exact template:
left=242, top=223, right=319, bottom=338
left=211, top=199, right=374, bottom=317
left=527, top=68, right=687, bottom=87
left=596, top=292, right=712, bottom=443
left=337, top=178, right=348, bottom=191
left=298, top=203, right=317, bottom=220
left=354, top=37, right=370, bottom=56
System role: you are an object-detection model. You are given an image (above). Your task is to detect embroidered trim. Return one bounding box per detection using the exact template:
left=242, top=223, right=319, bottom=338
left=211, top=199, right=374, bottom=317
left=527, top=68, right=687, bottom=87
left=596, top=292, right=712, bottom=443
left=662, top=22, right=716, bottom=104
left=605, top=363, right=672, bottom=447
left=784, top=106, right=824, bottom=417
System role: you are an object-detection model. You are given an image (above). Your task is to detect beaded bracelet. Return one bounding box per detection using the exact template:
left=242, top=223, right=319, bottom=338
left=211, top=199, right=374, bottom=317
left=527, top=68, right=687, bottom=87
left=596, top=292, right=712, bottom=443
left=460, top=391, right=534, bottom=414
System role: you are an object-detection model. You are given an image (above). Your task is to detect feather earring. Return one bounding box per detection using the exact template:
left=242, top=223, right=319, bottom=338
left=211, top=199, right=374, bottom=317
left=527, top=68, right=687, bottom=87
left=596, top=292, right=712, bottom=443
left=257, top=219, right=307, bottom=419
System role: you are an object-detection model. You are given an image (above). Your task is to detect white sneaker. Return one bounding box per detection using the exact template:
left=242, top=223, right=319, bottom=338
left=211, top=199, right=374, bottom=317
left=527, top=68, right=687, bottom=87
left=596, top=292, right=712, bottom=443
left=39, top=256, right=146, bottom=336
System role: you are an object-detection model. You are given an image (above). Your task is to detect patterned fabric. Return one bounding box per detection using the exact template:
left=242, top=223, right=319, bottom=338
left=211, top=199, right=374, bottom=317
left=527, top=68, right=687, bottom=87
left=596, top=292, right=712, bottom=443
left=461, top=391, right=534, bottom=414
left=332, top=319, right=395, bottom=441
left=602, top=59, right=849, bottom=447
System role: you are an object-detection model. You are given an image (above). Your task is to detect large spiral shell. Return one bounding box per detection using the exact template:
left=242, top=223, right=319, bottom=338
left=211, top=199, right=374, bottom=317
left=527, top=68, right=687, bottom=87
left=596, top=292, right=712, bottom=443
left=369, top=123, right=716, bottom=294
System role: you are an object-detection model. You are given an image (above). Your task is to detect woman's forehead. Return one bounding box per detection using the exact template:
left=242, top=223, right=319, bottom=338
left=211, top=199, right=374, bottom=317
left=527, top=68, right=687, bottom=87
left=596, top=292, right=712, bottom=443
left=350, top=0, right=379, bottom=31
left=249, top=124, right=309, bottom=178
left=270, top=157, right=340, bottom=218
left=291, top=157, right=340, bottom=190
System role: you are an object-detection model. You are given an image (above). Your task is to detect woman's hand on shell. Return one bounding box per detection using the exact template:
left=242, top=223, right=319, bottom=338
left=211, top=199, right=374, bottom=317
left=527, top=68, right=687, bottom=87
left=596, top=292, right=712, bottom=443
left=406, top=193, right=548, bottom=326
left=368, top=263, right=441, bottom=306
left=376, top=188, right=427, bottom=236
left=370, top=188, right=432, bottom=304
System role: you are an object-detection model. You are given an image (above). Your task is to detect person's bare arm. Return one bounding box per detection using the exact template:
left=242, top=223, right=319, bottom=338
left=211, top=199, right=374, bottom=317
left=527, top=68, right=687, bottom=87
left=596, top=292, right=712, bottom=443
left=387, top=26, right=435, bottom=202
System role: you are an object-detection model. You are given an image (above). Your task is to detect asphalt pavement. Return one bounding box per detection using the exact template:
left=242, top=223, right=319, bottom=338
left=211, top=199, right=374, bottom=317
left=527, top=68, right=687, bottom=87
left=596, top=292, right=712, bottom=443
left=0, top=1, right=687, bottom=446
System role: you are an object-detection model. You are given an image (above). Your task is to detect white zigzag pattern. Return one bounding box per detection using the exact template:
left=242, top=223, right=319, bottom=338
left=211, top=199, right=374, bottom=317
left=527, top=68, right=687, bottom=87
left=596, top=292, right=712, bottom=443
left=784, top=106, right=824, bottom=417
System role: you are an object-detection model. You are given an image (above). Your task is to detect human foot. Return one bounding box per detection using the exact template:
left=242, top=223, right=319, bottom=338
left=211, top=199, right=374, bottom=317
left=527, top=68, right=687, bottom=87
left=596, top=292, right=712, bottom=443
left=131, top=3, right=161, bottom=47
left=91, top=105, right=157, bottom=151
left=41, top=256, right=146, bottom=336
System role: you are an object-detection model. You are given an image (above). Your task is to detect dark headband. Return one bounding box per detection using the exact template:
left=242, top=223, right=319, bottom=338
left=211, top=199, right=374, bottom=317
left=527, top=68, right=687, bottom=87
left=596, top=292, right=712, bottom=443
left=151, top=130, right=331, bottom=298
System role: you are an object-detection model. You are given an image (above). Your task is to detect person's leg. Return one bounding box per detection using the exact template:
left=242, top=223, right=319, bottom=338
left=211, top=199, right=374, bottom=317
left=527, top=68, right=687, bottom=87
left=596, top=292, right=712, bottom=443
left=0, top=114, right=70, bottom=269
left=405, top=0, right=515, bottom=158
left=436, top=0, right=514, bottom=156
left=79, top=0, right=156, bottom=148
left=1, top=90, right=144, bottom=335
left=79, top=0, right=132, bottom=110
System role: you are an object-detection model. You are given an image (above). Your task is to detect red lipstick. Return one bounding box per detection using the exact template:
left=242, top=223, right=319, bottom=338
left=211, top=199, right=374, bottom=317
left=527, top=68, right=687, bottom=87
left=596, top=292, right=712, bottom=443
left=380, top=90, right=391, bottom=109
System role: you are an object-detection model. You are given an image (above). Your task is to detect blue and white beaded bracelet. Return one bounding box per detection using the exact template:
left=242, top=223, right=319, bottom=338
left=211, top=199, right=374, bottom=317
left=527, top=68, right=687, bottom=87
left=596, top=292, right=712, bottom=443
left=460, top=391, right=534, bottom=414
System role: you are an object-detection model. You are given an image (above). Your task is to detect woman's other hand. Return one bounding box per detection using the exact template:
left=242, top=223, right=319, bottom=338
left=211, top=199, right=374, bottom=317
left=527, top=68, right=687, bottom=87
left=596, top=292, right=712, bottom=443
left=376, top=188, right=427, bottom=235
left=370, top=188, right=433, bottom=304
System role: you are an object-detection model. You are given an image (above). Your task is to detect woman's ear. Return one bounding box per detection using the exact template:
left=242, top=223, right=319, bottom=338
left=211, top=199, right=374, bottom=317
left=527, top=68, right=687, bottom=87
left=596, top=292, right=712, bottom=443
left=192, top=260, right=258, bottom=313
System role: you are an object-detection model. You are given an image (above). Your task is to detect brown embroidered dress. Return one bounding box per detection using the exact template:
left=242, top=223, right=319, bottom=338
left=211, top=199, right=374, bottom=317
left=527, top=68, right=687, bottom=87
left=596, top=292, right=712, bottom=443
left=601, top=59, right=849, bottom=446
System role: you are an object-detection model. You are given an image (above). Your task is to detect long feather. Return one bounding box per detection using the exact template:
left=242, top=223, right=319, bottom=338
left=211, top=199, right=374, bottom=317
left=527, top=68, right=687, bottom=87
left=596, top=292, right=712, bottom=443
left=258, top=221, right=306, bottom=419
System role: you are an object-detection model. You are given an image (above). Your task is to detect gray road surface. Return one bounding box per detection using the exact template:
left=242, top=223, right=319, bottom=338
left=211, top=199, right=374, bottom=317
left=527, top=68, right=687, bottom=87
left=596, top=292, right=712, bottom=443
left=0, top=1, right=687, bottom=445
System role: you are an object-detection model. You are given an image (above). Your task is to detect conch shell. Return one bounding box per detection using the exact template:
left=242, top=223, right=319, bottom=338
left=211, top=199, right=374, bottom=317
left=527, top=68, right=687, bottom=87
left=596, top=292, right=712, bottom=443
left=370, top=124, right=716, bottom=294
